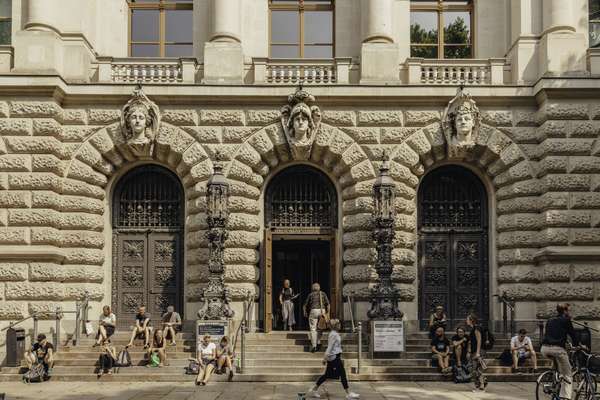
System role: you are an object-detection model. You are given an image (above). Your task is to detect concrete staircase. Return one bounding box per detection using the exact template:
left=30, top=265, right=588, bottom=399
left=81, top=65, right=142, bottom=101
left=0, top=330, right=550, bottom=382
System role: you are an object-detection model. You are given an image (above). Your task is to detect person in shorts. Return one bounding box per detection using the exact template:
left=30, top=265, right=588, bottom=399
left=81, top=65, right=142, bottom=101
left=512, top=328, right=537, bottom=372
left=451, top=326, right=469, bottom=368
left=161, top=305, right=182, bottom=346
left=431, top=326, right=451, bottom=374
left=216, top=336, right=234, bottom=381
left=195, top=334, right=217, bottom=386
left=126, top=306, right=151, bottom=349
left=95, top=305, right=116, bottom=346
left=24, top=334, right=54, bottom=376
left=147, top=328, right=168, bottom=367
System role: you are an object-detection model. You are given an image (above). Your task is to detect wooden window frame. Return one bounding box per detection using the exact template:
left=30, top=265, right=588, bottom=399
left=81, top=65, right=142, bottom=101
left=269, top=0, right=335, bottom=59
left=410, top=0, right=474, bottom=59
left=127, top=0, right=193, bottom=58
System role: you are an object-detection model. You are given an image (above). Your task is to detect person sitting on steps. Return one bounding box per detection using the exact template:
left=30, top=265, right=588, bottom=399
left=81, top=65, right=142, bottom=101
left=161, top=305, right=182, bottom=347
left=126, top=306, right=151, bottom=349
left=451, top=326, right=469, bottom=368
left=147, top=329, right=168, bottom=367
left=195, top=334, right=217, bottom=386
left=431, top=326, right=451, bottom=374
left=303, top=283, right=330, bottom=353
left=94, top=305, right=116, bottom=347
left=97, top=339, right=117, bottom=377
left=216, top=336, right=234, bottom=381
left=24, top=333, right=54, bottom=377
left=511, top=328, right=538, bottom=373
left=428, top=305, right=448, bottom=339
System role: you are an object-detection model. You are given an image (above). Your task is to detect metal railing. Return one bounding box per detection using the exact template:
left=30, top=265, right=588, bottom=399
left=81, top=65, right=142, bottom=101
left=1, top=292, right=90, bottom=351
left=346, top=291, right=356, bottom=333
left=356, top=321, right=362, bottom=375
left=496, top=291, right=516, bottom=338
left=232, top=291, right=255, bottom=374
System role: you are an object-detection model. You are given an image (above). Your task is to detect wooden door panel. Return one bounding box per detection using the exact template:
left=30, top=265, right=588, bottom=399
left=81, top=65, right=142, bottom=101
left=117, top=233, right=148, bottom=324
left=419, top=234, right=451, bottom=329
left=148, top=232, right=180, bottom=318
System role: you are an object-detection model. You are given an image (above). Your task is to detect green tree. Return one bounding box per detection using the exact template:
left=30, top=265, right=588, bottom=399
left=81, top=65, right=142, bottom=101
left=443, top=16, right=470, bottom=59
left=410, top=23, right=438, bottom=58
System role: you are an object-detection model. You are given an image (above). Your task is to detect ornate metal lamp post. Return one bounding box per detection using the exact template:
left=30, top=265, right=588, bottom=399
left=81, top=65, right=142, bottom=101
left=197, top=158, right=235, bottom=320
left=367, top=153, right=403, bottom=320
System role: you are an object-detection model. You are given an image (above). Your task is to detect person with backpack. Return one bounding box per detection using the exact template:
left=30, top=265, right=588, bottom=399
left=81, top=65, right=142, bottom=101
left=147, top=329, right=168, bottom=367
left=466, top=313, right=488, bottom=392
left=24, top=334, right=54, bottom=378
left=97, top=339, right=117, bottom=377
left=541, top=303, right=580, bottom=400
left=303, top=283, right=330, bottom=353
left=306, top=319, right=360, bottom=399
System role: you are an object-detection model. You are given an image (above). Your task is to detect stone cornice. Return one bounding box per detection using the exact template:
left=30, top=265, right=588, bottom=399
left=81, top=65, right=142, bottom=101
left=534, top=246, right=600, bottom=263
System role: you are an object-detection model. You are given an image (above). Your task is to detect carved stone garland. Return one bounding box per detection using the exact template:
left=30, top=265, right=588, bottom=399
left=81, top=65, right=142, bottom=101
left=367, top=154, right=403, bottom=320
left=280, top=87, right=322, bottom=160
left=197, top=157, right=235, bottom=320
left=442, top=86, right=481, bottom=159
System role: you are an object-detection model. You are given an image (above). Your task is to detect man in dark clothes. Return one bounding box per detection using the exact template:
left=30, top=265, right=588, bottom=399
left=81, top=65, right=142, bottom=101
left=24, top=334, right=54, bottom=376
left=541, top=303, right=579, bottom=400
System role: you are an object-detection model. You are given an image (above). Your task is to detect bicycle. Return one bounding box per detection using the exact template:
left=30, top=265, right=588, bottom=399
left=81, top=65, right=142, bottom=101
left=536, top=347, right=598, bottom=400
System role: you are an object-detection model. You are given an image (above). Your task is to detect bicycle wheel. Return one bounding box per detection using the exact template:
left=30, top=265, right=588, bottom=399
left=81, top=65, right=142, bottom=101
left=574, top=373, right=598, bottom=400
left=537, top=370, right=560, bottom=400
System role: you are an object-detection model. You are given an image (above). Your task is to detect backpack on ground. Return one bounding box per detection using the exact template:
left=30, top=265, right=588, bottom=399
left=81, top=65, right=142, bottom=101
left=498, top=349, right=513, bottom=366
left=186, top=359, right=200, bottom=375
left=116, top=348, right=132, bottom=367
left=453, top=364, right=472, bottom=384
left=481, top=326, right=495, bottom=350
left=22, top=363, right=46, bottom=383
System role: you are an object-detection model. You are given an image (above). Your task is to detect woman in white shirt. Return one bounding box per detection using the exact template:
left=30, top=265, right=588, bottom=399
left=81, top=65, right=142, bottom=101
left=195, top=334, right=217, bottom=386
left=307, top=319, right=360, bottom=399
left=95, top=305, right=116, bottom=347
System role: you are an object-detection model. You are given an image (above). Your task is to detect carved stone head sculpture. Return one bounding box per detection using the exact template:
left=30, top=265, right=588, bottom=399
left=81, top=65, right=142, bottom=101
left=281, top=88, right=322, bottom=160
left=121, top=85, right=160, bottom=157
left=442, top=87, right=481, bottom=159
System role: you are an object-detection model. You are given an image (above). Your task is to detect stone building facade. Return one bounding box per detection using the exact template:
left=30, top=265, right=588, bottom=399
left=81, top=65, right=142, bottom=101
left=1, top=0, right=600, bottom=356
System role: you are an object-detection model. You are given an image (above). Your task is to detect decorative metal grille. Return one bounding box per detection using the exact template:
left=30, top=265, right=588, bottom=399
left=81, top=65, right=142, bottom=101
left=266, top=166, right=337, bottom=228
left=419, top=167, right=486, bottom=231
left=113, top=165, right=182, bottom=228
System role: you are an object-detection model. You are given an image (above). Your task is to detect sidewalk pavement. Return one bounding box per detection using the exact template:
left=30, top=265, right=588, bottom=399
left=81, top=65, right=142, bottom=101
left=1, top=381, right=535, bottom=400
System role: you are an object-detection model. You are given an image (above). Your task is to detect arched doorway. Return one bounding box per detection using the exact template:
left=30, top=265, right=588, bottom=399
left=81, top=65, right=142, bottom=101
left=418, top=165, right=489, bottom=329
left=263, top=165, right=338, bottom=332
left=112, top=165, right=184, bottom=326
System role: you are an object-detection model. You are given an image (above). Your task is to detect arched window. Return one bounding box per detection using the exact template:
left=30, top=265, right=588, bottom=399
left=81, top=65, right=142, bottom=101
left=269, top=0, right=334, bottom=58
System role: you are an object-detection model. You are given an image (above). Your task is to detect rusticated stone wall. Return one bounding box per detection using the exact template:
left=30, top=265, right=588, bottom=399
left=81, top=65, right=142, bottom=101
left=0, top=97, right=599, bottom=331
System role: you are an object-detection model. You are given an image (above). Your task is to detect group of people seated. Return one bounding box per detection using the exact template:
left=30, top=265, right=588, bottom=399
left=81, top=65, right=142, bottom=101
left=195, top=334, right=235, bottom=385
left=92, top=304, right=182, bottom=376
left=428, top=306, right=538, bottom=376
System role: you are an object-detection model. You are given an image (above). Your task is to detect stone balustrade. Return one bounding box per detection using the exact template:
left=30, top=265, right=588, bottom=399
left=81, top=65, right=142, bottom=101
left=406, top=58, right=506, bottom=85
left=253, top=58, right=352, bottom=85
left=96, top=57, right=197, bottom=84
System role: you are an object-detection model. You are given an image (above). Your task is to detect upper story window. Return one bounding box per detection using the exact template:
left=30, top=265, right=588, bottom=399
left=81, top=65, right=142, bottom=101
left=128, top=0, right=193, bottom=57
left=410, top=0, right=472, bottom=59
left=591, top=0, right=600, bottom=48
left=0, top=0, right=11, bottom=45
left=269, top=0, right=334, bottom=59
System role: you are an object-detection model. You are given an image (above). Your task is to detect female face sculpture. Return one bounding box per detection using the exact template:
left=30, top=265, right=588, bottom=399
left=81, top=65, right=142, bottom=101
left=127, top=105, right=149, bottom=139
left=454, top=109, right=475, bottom=140
left=292, top=109, right=310, bottom=141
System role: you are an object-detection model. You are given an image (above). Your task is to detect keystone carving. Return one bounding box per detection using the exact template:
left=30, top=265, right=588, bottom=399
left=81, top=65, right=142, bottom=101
left=280, top=87, right=322, bottom=160
left=442, top=87, right=481, bottom=159
left=121, top=85, right=161, bottom=157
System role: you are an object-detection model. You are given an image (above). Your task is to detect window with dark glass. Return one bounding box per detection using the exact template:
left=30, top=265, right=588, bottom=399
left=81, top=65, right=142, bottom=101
left=410, top=0, right=472, bottom=59
left=269, top=0, right=334, bottom=58
left=591, top=0, right=600, bottom=48
left=128, top=0, right=193, bottom=57
left=0, top=0, right=11, bottom=45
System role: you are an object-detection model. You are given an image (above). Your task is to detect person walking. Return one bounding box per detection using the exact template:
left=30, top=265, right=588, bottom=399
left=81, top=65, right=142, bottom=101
left=541, top=303, right=579, bottom=400
left=307, top=319, right=360, bottom=399
left=303, top=283, right=330, bottom=352
left=466, top=313, right=487, bottom=392
left=279, top=279, right=296, bottom=331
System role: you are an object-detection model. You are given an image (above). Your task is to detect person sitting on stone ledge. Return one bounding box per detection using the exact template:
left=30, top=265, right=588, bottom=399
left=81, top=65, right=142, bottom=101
left=216, top=336, right=234, bottom=381
left=24, top=333, right=54, bottom=377
left=147, top=329, right=168, bottom=368
left=126, top=306, right=152, bottom=349
left=431, top=326, right=451, bottom=374
left=451, top=326, right=469, bottom=368
left=511, top=328, right=537, bottom=373
left=428, top=305, right=448, bottom=339
left=195, top=334, right=217, bottom=386
left=161, top=305, right=182, bottom=347
left=94, top=305, right=116, bottom=347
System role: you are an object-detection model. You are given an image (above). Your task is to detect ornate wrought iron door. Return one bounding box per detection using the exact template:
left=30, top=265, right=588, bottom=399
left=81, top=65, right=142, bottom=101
left=418, top=166, right=488, bottom=329
left=112, top=166, right=183, bottom=326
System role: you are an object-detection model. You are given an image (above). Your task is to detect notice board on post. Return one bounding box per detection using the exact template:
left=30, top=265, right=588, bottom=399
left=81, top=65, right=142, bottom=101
left=371, top=320, right=405, bottom=353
